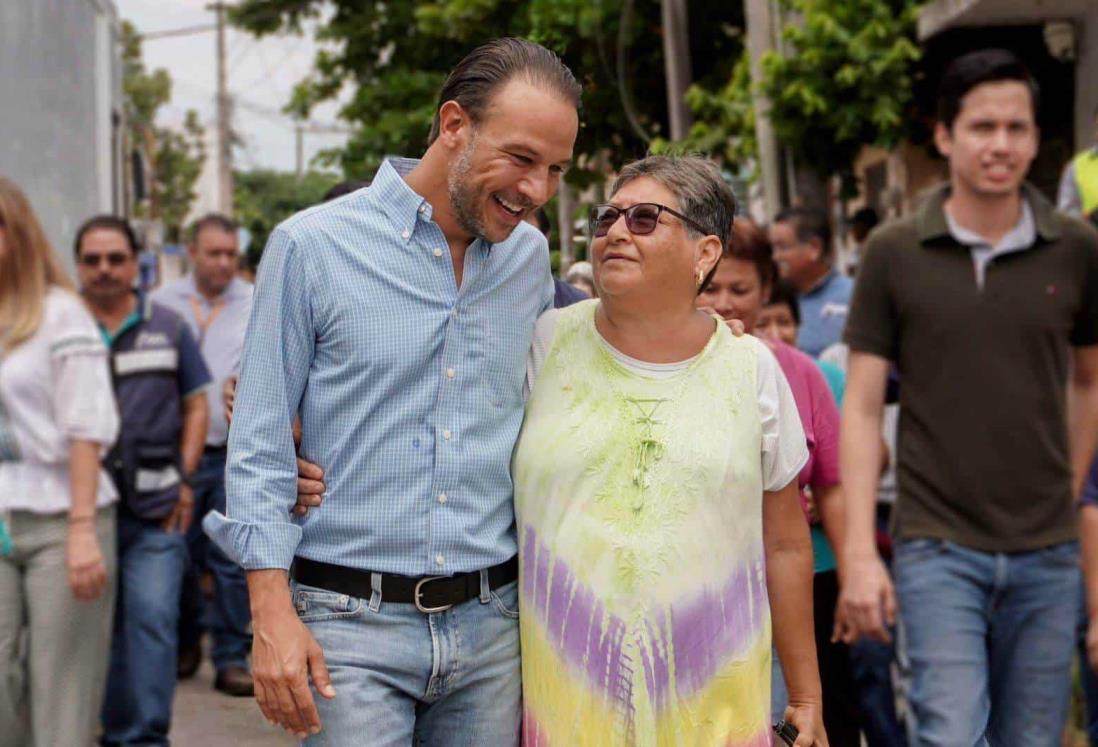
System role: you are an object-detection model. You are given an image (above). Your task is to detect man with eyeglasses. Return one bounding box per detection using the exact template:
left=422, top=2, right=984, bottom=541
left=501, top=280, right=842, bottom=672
left=74, top=215, right=211, bottom=746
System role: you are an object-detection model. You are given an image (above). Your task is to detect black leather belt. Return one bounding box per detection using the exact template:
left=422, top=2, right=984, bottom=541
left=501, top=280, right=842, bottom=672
left=291, top=556, right=518, bottom=613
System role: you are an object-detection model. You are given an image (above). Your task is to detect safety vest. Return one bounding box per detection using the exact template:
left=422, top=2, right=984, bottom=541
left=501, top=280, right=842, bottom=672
left=106, top=302, right=190, bottom=519
left=1073, top=149, right=1098, bottom=215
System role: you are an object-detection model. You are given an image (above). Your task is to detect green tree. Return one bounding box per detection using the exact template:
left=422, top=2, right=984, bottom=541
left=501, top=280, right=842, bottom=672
left=121, top=20, right=206, bottom=240
left=233, top=170, right=338, bottom=266
left=683, top=0, right=923, bottom=195
left=230, top=0, right=747, bottom=187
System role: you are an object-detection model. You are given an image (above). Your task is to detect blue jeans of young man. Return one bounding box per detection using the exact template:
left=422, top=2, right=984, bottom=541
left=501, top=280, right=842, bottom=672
left=101, top=511, right=188, bottom=746
left=893, top=538, right=1079, bottom=747
left=293, top=575, right=522, bottom=746
left=179, top=449, right=251, bottom=670
left=1076, top=576, right=1098, bottom=746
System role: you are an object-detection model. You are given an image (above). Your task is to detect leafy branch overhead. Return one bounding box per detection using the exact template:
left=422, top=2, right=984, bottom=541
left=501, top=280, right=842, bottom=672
left=229, top=0, right=746, bottom=185
left=121, top=20, right=206, bottom=241
left=682, top=0, right=922, bottom=189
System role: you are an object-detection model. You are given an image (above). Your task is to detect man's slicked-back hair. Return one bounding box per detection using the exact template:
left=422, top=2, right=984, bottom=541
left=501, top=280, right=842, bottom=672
left=937, top=48, right=1040, bottom=131
left=774, top=206, right=833, bottom=260
left=427, top=37, right=581, bottom=145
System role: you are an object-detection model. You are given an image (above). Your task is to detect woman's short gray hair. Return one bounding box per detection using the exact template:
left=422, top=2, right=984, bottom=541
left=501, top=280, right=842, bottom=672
left=609, top=155, right=737, bottom=253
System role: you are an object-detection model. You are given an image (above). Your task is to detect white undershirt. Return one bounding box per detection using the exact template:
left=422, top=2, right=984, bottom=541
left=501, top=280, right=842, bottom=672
left=525, top=308, right=808, bottom=493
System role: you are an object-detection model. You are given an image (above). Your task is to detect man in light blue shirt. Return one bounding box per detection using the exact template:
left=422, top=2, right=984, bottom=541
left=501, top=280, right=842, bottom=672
left=205, top=38, right=580, bottom=743
left=770, top=207, right=854, bottom=357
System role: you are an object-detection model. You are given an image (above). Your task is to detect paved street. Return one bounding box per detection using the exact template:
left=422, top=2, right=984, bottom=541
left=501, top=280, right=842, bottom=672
left=172, top=661, right=295, bottom=746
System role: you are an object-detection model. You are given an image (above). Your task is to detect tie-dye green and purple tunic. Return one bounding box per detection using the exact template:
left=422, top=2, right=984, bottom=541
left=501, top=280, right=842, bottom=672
left=513, top=303, right=772, bottom=746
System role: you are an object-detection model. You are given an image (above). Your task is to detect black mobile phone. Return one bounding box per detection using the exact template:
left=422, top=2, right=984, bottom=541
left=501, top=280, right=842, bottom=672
left=773, top=719, right=799, bottom=746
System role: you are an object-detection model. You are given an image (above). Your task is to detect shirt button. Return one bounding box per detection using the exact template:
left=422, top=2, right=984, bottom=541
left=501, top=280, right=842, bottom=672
left=433, top=248, right=443, bottom=257
left=438, top=493, right=448, bottom=504
left=442, top=429, right=452, bottom=440
left=401, top=229, right=411, bottom=240
left=446, top=368, right=455, bottom=379
left=435, top=555, right=445, bottom=567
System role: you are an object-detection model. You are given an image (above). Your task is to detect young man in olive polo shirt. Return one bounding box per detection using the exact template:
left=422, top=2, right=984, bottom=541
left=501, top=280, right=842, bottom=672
left=836, top=49, right=1098, bottom=745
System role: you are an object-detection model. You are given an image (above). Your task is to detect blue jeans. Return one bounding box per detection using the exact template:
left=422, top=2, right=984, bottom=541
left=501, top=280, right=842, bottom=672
left=102, top=512, right=188, bottom=745
left=179, top=450, right=251, bottom=670
left=894, top=539, right=1079, bottom=747
left=1076, top=577, right=1098, bottom=746
left=849, top=636, right=907, bottom=747
left=294, top=575, right=522, bottom=746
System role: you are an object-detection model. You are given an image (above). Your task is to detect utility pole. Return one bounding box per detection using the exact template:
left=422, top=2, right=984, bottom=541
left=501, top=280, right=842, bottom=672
left=208, top=2, right=234, bottom=216
left=295, top=123, right=304, bottom=179
left=745, top=0, right=785, bottom=219
left=661, top=0, right=694, bottom=141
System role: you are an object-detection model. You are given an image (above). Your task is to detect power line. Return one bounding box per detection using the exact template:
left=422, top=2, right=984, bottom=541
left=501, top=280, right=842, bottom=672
left=137, top=23, right=217, bottom=41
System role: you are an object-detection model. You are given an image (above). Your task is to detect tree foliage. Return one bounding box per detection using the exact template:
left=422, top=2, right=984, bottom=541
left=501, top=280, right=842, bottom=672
left=121, top=20, right=206, bottom=241
left=229, top=0, right=746, bottom=187
left=234, top=169, right=338, bottom=265
left=683, top=0, right=922, bottom=193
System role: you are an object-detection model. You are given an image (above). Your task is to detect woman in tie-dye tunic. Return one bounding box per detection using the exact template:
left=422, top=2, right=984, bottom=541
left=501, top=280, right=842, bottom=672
left=512, top=156, right=822, bottom=746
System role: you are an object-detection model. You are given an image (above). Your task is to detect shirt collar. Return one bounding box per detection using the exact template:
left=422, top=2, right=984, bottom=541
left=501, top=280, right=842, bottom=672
left=368, top=156, right=494, bottom=255
left=916, top=182, right=1060, bottom=246
left=183, top=274, right=244, bottom=305
left=946, top=198, right=1035, bottom=254
left=98, top=308, right=143, bottom=347
left=369, top=158, right=435, bottom=245
left=801, top=269, right=837, bottom=297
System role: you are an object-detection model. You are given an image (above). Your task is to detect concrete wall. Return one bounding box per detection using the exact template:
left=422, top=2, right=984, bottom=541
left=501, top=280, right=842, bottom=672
left=0, top=0, right=123, bottom=269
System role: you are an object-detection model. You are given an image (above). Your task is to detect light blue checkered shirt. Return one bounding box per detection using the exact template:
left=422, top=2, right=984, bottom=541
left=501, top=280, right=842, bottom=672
left=205, top=158, right=554, bottom=576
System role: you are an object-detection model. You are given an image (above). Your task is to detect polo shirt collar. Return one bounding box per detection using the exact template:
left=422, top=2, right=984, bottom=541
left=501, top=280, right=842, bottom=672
left=97, top=296, right=144, bottom=347
left=916, top=181, right=1060, bottom=246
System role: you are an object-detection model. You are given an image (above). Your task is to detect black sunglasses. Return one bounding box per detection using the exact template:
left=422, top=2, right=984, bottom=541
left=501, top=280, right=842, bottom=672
left=589, top=202, right=710, bottom=238
left=79, top=252, right=132, bottom=268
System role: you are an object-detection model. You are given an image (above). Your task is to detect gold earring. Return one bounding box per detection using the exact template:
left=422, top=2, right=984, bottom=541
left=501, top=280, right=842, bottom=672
left=696, top=268, right=705, bottom=288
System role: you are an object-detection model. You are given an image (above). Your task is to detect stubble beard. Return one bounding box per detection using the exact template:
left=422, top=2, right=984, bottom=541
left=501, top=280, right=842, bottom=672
left=447, top=134, right=490, bottom=241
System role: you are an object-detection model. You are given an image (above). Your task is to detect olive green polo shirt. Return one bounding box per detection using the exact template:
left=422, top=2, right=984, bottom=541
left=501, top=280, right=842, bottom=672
left=845, top=183, right=1098, bottom=552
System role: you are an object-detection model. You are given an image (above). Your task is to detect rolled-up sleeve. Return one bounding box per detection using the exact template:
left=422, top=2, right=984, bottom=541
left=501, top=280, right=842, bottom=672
left=50, top=304, right=119, bottom=451
left=204, top=228, right=314, bottom=570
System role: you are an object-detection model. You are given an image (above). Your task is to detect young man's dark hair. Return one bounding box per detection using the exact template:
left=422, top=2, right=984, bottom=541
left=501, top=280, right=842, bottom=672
left=73, top=215, right=140, bottom=257
left=322, top=180, right=372, bottom=203
left=936, top=48, right=1040, bottom=130
left=773, top=206, right=833, bottom=259
left=427, top=37, right=582, bottom=144
left=188, top=213, right=237, bottom=243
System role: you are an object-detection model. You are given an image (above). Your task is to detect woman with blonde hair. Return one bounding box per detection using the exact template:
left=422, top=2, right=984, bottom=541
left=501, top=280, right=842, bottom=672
left=0, top=177, right=120, bottom=745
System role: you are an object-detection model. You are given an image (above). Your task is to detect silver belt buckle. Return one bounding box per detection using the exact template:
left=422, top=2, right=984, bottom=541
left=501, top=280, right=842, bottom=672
left=414, top=576, right=454, bottom=614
